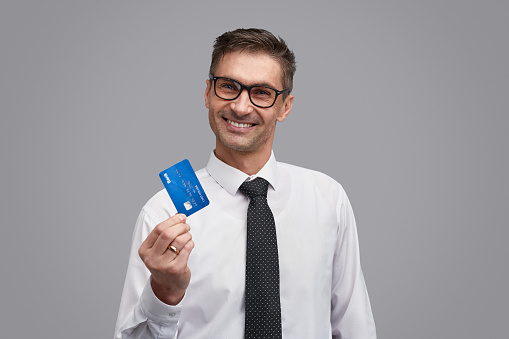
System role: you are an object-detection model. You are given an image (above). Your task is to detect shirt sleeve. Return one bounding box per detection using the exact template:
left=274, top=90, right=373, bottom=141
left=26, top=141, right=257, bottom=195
left=330, top=187, right=377, bottom=339
left=114, top=209, right=183, bottom=339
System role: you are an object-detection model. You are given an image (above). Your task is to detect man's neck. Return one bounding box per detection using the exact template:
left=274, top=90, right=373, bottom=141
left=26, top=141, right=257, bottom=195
left=214, top=144, right=272, bottom=176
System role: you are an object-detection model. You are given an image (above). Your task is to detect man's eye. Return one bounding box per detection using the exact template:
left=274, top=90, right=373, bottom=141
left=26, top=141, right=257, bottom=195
left=220, top=82, right=237, bottom=91
left=253, top=88, right=272, bottom=97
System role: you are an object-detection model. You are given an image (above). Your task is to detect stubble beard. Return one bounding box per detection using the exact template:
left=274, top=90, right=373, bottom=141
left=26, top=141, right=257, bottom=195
left=211, top=110, right=275, bottom=153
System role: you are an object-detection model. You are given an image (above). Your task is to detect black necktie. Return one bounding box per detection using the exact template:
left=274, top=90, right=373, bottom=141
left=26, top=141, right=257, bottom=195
left=239, top=177, right=282, bottom=339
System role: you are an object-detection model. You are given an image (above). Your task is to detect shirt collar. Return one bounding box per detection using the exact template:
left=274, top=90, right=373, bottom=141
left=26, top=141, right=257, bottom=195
left=206, top=150, right=278, bottom=196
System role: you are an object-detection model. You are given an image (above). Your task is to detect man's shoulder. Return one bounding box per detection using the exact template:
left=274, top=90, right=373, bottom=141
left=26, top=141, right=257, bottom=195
left=276, top=161, right=347, bottom=197
left=140, top=188, right=176, bottom=224
left=144, top=188, right=172, bottom=207
left=276, top=161, right=340, bottom=185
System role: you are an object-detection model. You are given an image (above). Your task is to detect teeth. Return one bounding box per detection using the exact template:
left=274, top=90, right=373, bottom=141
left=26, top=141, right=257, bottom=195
left=228, top=119, right=252, bottom=128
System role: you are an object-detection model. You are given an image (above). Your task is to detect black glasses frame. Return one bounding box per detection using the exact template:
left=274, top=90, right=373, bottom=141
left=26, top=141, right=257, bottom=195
left=209, top=74, right=291, bottom=108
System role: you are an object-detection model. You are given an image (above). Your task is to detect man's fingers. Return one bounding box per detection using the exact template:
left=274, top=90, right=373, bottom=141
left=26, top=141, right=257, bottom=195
left=139, top=214, right=187, bottom=254
left=152, top=222, right=191, bottom=255
left=170, top=240, right=195, bottom=269
left=161, top=231, right=193, bottom=260
left=169, top=232, right=192, bottom=253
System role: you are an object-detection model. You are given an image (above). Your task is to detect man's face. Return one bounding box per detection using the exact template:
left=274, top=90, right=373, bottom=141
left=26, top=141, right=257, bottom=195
left=205, top=51, right=293, bottom=155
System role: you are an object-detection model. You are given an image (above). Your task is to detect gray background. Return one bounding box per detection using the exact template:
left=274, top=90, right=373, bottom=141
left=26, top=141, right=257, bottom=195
left=1, top=1, right=508, bottom=338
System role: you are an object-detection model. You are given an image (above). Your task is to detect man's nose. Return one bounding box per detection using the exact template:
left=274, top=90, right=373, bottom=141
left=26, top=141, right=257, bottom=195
left=230, top=89, right=254, bottom=115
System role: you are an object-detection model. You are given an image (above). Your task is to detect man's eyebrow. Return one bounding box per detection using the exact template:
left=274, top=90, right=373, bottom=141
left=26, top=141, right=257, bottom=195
left=255, top=81, right=279, bottom=89
left=220, top=75, right=279, bottom=89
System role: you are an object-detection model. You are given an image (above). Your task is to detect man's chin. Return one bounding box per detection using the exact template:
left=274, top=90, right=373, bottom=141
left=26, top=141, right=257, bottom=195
left=224, top=142, right=256, bottom=153
left=218, top=136, right=257, bottom=153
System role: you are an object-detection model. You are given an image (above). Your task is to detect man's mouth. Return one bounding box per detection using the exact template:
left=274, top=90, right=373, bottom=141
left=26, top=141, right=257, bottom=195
left=226, top=119, right=254, bottom=128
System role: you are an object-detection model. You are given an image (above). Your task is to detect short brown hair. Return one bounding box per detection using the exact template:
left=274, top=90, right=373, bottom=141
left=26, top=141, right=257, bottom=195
left=209, top=28, right=296, bottom=95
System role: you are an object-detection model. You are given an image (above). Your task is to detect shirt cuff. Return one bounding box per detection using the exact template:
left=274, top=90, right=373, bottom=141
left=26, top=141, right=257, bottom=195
left=139, top=278, right=183, bottom=324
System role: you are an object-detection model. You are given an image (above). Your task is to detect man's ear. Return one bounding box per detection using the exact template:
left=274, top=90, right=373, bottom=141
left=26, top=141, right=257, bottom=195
left=277, top=94, right=294, bottom=122
left=205, top=79, right=211, bottom=108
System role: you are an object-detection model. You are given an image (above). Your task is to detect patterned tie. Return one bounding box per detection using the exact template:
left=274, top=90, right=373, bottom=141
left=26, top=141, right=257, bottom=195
left=239, top=177, right=282, bottom=339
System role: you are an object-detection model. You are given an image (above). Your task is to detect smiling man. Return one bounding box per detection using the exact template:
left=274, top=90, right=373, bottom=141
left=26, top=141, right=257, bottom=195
left=115, top=28, right=376, bottom=339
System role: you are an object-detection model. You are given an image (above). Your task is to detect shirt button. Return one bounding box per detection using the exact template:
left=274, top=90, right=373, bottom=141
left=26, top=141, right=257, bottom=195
left=169, top=313, right=177, bottom=317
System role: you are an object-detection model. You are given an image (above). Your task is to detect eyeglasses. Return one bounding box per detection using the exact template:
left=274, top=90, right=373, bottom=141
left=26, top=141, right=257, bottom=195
left=209, top=74, right=291, bottom=108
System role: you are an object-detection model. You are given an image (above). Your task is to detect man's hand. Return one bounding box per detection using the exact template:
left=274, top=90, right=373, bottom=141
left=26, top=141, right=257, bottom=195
left=138, top=214, right=194, bottom=305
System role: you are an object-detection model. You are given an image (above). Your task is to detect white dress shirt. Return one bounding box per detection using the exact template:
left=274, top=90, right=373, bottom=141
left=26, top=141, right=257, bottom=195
left=114, top=151, right=376, bottom=339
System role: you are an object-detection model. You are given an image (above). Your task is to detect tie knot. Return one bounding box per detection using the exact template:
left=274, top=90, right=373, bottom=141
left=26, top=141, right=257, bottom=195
left=239, top=177, right=269, bottom=199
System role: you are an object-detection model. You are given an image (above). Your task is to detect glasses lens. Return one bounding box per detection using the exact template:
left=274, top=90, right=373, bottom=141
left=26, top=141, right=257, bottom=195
left=250, top=86, right=276, bottom=107
left=215, top=78, right=241, bottom=99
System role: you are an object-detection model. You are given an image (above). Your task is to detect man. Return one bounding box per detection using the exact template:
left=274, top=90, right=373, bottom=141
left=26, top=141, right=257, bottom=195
left=115, top=28, right=376, bottom=338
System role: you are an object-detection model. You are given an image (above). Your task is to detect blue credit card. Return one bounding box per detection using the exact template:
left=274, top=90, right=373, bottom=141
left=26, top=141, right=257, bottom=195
left=159, top=159, right=209, bottom=216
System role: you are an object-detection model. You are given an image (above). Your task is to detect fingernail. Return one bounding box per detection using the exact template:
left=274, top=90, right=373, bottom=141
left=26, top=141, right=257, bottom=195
left=178, top=214, right=186, bottom=221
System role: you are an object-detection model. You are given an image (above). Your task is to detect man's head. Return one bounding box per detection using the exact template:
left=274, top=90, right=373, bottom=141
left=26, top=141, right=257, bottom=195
left=209, top=28, right=296, bottom=98
left=205, top=28, right=296, bottom=168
